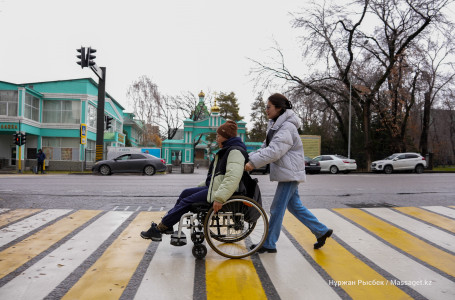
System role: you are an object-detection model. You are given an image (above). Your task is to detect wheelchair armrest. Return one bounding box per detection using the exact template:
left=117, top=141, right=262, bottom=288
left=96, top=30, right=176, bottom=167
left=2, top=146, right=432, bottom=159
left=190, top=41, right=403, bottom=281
left=189, top=202, right=211, bottom=213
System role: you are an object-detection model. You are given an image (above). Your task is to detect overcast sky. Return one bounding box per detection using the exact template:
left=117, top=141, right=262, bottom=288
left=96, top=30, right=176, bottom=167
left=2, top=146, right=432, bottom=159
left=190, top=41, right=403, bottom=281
left=0, top=0, right=311, bottom=126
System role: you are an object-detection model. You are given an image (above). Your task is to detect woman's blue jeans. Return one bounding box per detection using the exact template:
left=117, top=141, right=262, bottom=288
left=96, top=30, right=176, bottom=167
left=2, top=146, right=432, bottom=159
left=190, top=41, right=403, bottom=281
left=262, top=181, right=329, bottom=249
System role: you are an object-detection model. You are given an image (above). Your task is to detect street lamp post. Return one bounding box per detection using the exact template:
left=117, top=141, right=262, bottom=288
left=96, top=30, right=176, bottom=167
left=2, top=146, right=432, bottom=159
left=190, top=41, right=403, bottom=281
left=348, top=82, right=352, bottom=159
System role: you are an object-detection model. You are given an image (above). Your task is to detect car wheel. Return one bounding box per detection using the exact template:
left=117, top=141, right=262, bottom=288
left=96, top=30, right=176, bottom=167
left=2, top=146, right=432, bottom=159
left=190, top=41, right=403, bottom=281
left=329, top=165, right=339, bottom=174
left=415, top=164, right=424, bottom=174
left=144, top=165, right=156, bottom=176
left=384, top=165, right=393, bottom=174
left=99, top=165, right=111, bottom=176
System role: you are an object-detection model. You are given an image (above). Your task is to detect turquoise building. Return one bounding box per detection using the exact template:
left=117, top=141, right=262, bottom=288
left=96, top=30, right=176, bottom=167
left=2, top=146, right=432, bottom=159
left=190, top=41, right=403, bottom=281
left=0, top=78, right=141, bottom=171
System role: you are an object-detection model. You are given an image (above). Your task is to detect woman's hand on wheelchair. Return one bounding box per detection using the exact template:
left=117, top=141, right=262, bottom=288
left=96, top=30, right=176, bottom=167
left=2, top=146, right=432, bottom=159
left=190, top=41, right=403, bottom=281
left=213, top=201, right=223, bottom=213
left=244, top=162, right=254, bottom=172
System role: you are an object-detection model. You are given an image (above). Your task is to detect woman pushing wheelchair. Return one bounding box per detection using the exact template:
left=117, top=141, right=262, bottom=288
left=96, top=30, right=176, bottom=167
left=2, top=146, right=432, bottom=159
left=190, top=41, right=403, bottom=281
left=140, top=120, right=248, bottom=241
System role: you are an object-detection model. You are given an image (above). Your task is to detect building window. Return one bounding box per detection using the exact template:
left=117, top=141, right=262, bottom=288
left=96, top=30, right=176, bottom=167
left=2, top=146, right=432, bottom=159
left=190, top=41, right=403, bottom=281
left=0, top=90, right=18, bottom=116
left=42, top=137, right=80, bottom=161
left=43, top=100, right=81, bottom=124
left=88, top=104, right=96, bottom=127
left=24, top=93, right=40, bottom=122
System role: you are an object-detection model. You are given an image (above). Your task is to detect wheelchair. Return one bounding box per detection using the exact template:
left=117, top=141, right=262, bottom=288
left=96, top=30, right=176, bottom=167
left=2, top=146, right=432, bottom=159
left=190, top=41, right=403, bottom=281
left=168, top=195, right=269, bottom=259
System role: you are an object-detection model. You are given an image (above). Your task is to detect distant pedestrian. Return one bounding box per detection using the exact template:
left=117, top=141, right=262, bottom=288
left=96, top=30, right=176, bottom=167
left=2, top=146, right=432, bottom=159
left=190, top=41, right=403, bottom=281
left=37, top=149, right=46, bottom=174
left=245, top=93, right=333, bottom=253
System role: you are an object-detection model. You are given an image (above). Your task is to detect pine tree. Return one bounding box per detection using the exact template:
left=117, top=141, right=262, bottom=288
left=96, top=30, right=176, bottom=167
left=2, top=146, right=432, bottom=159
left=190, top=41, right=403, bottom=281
left=248, top=93, right=268, bottom=142
left=216, top=92, right=243, bottom=121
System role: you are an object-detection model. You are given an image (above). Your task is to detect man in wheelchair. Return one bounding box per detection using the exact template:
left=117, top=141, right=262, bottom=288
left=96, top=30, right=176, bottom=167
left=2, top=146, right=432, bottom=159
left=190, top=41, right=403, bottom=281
left=140, top=120, right=249, bottom=242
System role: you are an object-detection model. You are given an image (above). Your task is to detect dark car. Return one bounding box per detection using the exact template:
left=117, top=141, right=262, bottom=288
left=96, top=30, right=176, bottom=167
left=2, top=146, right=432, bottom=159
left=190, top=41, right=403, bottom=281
left=304, top=156, right=321, bottom=174
left=92, top=153, right=166, bottom=176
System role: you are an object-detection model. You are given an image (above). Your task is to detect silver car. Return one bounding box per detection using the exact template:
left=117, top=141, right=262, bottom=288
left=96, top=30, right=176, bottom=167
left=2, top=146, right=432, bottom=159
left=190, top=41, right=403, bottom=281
left=92, top=153, right=166, bottom=176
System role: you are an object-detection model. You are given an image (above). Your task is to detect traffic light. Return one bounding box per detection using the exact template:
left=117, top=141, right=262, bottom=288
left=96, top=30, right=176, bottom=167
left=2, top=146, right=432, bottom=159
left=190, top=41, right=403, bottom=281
left=87, top=47, right=97, bottom=67
left=13, top=133, right=20, bottom=145
left=20, top=133, right=26, bottom=146
left=105, top=115, right=113, bottom=130
left=76, top=47, right=87, bottom=68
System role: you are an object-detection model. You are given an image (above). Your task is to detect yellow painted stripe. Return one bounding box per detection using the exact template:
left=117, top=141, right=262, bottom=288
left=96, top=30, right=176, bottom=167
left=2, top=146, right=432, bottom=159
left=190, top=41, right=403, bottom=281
left=206, top=246, right=267, bottom=300
left=394, top=207, right=455, bottom=233
left=62, top=211, right=165, bottom=300
left=283, top=212, right=411, bottom=300
left=0, top=209, right=41, bottom=227
left=335, top=208, right=455, bottom=277
left=0, top=210, right=101, bottom=279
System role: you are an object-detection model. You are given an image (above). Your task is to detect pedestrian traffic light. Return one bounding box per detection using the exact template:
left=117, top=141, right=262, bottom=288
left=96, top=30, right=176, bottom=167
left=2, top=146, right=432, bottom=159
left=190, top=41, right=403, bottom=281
left=20, top=133, right=26, bottom=146
left=105, top=115, right=113, bottom=130
left=87, top=47, right=97, bottom=67
left=13, top=133, right=20, bottom=145
left=76, top=47, right=87, bottom=68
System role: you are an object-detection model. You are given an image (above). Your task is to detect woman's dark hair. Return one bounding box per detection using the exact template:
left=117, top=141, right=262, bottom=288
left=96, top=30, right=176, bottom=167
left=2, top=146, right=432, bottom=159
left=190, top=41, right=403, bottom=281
left=268, top=93, right=293, bottom=114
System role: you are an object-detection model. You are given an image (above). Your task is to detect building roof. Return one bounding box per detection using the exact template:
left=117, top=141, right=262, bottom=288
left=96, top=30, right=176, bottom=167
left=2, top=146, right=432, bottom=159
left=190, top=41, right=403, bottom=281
left=16, top=78, right=125, bottom=110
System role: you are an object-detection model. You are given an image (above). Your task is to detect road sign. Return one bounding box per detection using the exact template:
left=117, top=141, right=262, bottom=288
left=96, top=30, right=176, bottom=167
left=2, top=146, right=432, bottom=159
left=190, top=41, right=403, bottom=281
left=80, top=123, right=87, bottom=145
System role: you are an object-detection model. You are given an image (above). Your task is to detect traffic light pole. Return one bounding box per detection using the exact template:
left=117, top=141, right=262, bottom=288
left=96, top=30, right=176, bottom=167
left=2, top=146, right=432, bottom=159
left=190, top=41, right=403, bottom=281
left=96, top=67, right=106, bottom=162
left=76, top=46, right=106, bottom=162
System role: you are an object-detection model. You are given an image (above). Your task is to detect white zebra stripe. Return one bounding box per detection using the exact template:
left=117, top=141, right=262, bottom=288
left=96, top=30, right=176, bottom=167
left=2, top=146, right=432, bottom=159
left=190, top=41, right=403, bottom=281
left=259, top=230, right=341, bottom=300
left=312, top=209, right=455, bottom=300
left=421, top=206, right=455, bottom=219
left=0, top=211, right=132, bottom=300
left=134, top=236, right=195, bottom=300
left=364, top=207, right=455, bottom=252
left=0, top=209, right=71, bottom=247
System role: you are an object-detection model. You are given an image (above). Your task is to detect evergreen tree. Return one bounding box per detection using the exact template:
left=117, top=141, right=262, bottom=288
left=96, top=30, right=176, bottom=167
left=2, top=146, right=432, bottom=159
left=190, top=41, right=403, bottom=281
left=217, top=92, right=243, bottom=121
left=248, top=93, right=268, bottom=142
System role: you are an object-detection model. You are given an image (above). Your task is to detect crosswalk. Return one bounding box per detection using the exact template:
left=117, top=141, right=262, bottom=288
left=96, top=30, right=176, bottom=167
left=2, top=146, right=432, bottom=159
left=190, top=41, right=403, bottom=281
left=0, top=206, right=454, bottom=299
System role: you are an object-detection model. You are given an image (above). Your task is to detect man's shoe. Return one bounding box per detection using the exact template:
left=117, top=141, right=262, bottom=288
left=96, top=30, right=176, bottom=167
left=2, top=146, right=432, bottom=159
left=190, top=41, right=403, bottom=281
left=250, top=244, right=277, bottom=253
left=314, top=229, right=333, bottom=249
left=140, top=223, right=162, bottom=241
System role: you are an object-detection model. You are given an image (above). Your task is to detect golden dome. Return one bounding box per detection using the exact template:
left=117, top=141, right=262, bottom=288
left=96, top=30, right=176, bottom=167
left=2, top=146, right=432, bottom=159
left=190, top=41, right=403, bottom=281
left=198, top=90, right=205, bottom=98
left=211, top=98, right=220, bottom=113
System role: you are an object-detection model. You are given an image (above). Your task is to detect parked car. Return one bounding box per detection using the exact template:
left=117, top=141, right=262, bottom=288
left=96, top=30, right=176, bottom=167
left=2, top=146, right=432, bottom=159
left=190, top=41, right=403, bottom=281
left=312, top=155, right=357, bottom=174
left=304, top=156, right=321, bottom=174
left=371, top=152, right=426, bottom=174
left=92, top=153, right=166, bottom=176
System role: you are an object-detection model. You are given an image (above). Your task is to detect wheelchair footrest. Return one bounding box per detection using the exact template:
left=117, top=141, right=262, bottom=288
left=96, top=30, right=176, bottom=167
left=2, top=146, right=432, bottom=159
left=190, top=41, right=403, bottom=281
left=170, top=232, right=187, bottom=246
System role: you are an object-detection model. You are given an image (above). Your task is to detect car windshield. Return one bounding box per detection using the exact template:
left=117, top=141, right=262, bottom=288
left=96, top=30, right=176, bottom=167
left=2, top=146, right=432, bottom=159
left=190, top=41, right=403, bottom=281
left=384, top=154, right=398, bottom=160
left=335, top=155, right=348, bottom=159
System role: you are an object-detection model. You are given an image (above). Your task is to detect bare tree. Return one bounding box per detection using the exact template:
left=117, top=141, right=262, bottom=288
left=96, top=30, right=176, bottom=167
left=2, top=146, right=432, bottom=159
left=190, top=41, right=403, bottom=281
left=250, top=0, right=454, bottom=169
left=418, top=36, right=455, bottom=156
left=126, top=75, right=161, bottom=145
left=127, top=76, right=216, bottom=142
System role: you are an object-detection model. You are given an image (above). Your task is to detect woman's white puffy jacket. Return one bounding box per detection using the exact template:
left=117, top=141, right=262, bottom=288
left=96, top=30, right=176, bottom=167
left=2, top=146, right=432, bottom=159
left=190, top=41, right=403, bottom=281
left=248, top=109, right=306, bottom=182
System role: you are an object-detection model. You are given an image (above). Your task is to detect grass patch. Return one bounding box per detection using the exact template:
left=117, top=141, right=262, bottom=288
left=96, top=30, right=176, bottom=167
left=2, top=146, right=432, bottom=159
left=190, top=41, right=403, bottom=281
left=433, top=165, right=455, bottom=172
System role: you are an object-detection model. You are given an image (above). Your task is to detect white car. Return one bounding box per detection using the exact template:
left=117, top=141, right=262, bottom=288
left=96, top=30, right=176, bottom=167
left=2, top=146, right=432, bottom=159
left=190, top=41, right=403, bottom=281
left=371, top=152, right=426, bottom=174
left=312, top=155, right=357, bottom=174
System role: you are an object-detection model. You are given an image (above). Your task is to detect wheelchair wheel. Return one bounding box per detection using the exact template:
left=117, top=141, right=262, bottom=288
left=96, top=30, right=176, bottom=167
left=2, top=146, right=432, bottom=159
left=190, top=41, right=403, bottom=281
left=203, top=196, right=268, bottom=259
left=192, top=244, right=207, bottom=259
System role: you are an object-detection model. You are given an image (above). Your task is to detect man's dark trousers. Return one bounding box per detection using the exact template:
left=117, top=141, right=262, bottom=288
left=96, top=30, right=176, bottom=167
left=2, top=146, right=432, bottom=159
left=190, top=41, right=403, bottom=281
left=161, top=186, right=208, bottom=228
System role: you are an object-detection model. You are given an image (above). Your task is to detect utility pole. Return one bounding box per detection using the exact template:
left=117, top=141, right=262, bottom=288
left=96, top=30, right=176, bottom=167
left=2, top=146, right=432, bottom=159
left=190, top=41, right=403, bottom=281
left=76, top=46, right=106, bottom=162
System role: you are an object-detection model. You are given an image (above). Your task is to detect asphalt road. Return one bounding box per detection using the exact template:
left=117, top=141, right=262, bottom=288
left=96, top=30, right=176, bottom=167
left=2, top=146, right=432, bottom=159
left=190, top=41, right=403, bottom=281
left=0, top=170, right=454, bottom=211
